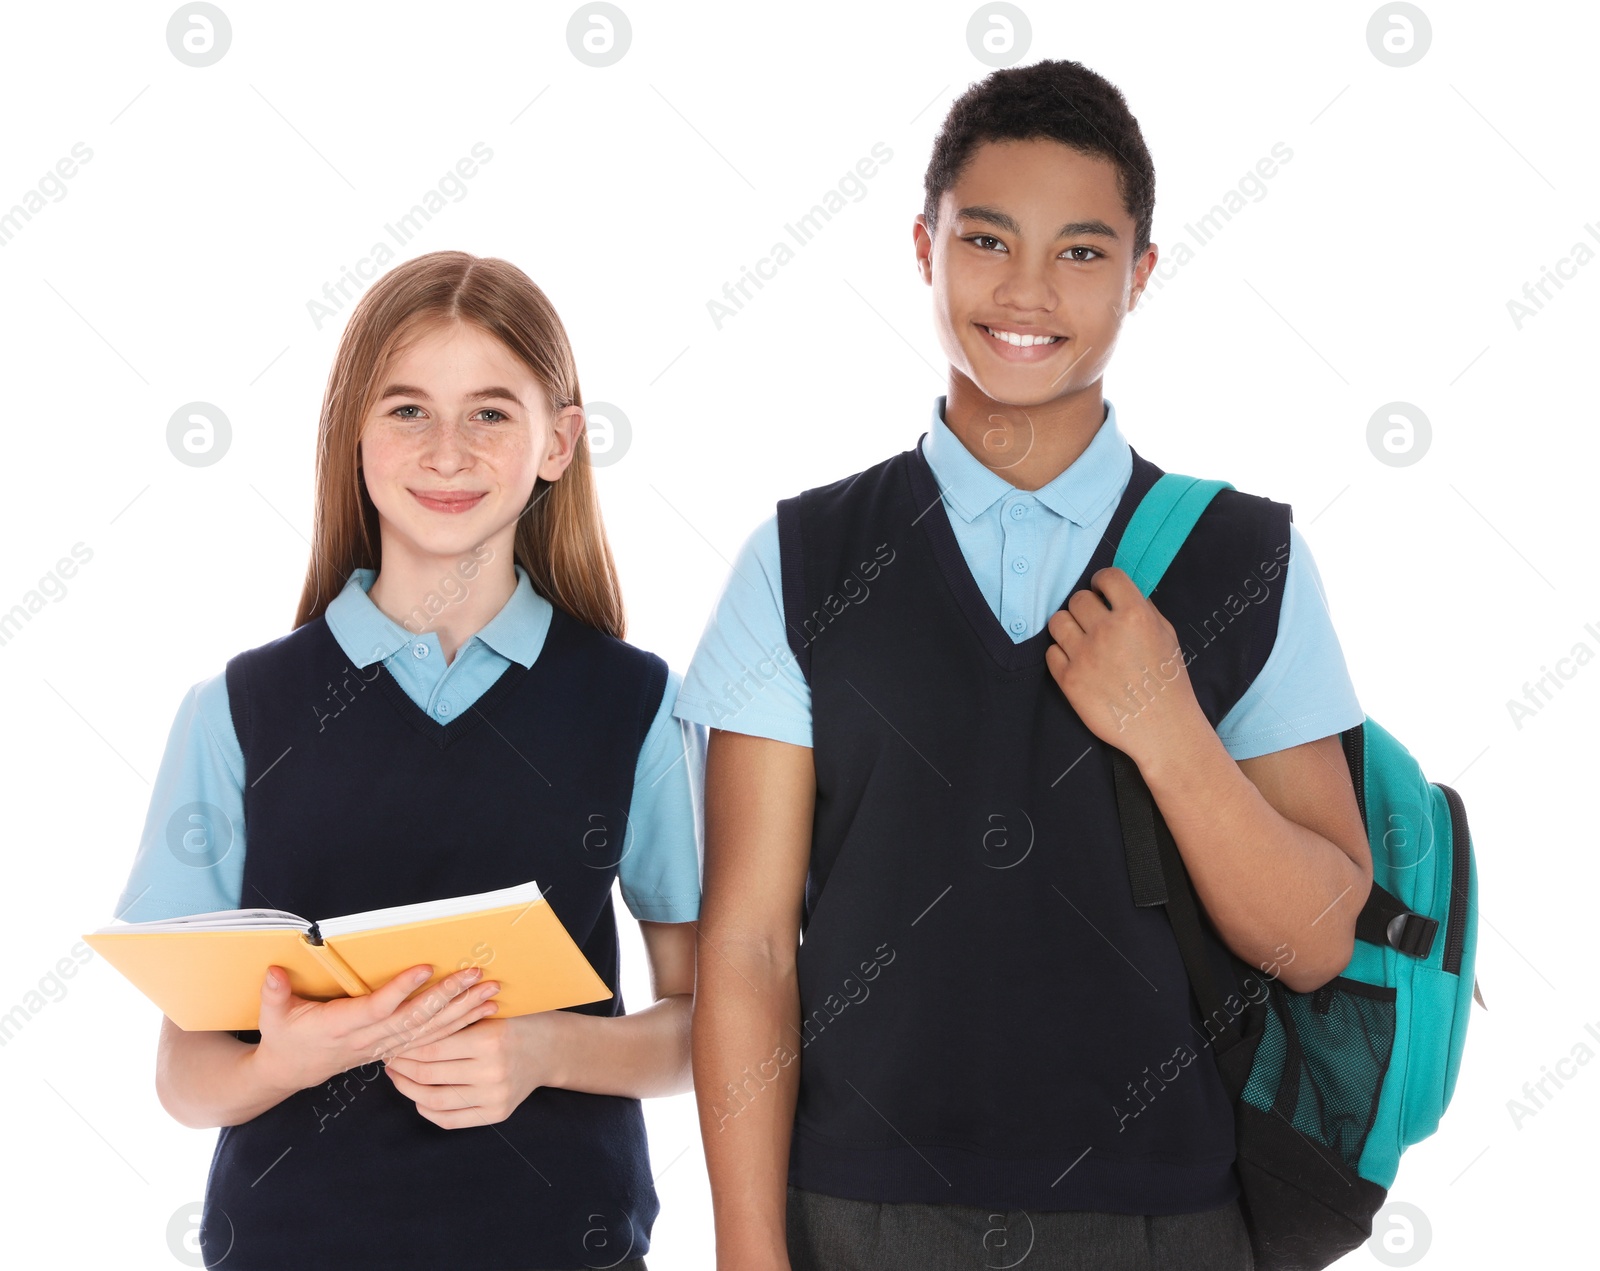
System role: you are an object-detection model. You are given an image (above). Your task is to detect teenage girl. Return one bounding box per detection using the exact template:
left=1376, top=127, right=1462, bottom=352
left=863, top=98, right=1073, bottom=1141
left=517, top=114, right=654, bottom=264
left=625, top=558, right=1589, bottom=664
left=114, top=251, right=703, bottom=1270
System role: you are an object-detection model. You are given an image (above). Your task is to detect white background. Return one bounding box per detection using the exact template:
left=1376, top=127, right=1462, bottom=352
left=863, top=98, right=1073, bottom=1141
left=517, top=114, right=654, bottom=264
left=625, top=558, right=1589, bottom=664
left=0, top=1, right=1594, bottom=1267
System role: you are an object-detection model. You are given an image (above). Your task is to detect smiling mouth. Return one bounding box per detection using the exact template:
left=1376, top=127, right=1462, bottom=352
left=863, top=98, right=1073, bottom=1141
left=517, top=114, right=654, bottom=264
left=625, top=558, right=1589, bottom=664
left=411, top=490, right=486, bottom=513
left=979, top=323, right=1065, bottom=348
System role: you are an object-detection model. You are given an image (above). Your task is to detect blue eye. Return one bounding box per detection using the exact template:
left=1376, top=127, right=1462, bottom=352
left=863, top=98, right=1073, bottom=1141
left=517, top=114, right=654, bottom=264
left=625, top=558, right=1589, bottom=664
left=475, top=409, right=508, bottom=423
left=392, top=404, right=424, bottom=419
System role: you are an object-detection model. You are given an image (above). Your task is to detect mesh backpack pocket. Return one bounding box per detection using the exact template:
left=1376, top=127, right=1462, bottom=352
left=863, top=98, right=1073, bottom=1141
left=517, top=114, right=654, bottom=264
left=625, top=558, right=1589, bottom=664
left=1243, top=976, right=1398, bottom=1173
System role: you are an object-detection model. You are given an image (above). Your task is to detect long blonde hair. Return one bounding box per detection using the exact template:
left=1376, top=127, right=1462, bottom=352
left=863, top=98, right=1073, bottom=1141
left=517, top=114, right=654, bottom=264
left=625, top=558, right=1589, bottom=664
left=293, top=251, right=625, bottom=638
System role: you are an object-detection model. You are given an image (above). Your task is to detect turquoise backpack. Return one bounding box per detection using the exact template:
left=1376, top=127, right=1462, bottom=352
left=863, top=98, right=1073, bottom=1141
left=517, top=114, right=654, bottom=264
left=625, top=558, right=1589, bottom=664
left=1106, top=473, right=1482, bottom=1271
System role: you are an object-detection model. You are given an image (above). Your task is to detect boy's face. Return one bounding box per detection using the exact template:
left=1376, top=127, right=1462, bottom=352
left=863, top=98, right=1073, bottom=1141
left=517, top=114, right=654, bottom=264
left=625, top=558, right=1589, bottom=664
left=915, top=137, right=1155, bottom=410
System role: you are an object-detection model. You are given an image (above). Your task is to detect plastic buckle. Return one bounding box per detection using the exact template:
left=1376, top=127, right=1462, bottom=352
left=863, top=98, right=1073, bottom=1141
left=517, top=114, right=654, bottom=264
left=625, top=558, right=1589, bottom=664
left=1386, top=912, right=1438, bottom=959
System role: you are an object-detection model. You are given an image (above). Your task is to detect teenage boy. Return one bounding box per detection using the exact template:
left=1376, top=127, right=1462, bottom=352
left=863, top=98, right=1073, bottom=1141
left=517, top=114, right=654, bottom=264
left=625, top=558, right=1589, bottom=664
left=677, top=59, right=1372, bottom=1271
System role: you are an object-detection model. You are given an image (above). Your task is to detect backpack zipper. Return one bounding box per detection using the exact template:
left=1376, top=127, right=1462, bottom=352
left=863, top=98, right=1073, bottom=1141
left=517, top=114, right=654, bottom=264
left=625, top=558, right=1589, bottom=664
left=1434, top=783, right=1471, bottom=976
left=1341, top=724, right=1367, bottom=826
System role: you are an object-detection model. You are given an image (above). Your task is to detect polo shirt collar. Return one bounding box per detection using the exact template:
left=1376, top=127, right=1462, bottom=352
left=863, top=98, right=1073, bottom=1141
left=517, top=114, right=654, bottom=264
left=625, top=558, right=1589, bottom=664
left=325, top=562, right=550, bottom=669
left=920, top=393, right=1132, bottom=527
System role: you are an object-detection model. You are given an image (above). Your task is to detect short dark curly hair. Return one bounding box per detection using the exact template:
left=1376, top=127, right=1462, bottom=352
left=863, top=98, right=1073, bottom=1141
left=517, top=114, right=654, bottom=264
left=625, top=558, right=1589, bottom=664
left=923, top=58, right=1156, bottom=260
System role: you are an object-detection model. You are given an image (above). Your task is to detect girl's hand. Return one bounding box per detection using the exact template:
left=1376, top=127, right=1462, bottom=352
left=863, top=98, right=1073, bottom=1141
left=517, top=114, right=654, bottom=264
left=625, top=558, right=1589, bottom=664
left=252, top=963, right=501, bottom=1096
left=383, top=1011, right=561, bottom=1128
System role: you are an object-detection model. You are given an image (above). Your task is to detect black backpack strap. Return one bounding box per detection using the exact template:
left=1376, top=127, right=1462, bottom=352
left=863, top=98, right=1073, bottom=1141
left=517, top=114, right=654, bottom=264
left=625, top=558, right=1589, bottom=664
left=1111, top=743, right=1167, bottom=907
left=1111, top=747, right=1242, bottom=1052
left=1355, top=880, right=1438, bottom=958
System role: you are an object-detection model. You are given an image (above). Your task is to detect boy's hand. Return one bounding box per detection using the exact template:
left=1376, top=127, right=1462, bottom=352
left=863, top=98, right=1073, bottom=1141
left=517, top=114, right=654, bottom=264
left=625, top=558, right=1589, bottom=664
left=383, top=1011, right=561, bottom=1128
left=1044, top=566, right=1206, bottom=768
left=252, top=963, right=501, bottom=1097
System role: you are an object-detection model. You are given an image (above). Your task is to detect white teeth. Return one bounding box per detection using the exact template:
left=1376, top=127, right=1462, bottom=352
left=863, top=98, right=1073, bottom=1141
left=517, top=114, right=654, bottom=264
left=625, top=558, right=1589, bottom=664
left=984, top=325, right=1061, bottom=347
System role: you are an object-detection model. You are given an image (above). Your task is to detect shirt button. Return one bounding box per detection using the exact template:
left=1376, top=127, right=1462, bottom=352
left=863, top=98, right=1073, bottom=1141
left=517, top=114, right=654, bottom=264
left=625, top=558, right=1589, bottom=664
left=1010, top=618, right=1027, bottom=634
left=437, top=700, right=453, bottom=716
left=1012, top=558, right=1028, bottom=573
left=1009, top=504, right=1028, bottom=520
left=412, top=643, right=430, bottom=659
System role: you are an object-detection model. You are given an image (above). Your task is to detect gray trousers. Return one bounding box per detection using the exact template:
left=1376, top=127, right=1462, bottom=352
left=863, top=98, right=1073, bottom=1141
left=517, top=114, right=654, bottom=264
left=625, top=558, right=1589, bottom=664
left=786, top=1185, right=1254, bottom=1271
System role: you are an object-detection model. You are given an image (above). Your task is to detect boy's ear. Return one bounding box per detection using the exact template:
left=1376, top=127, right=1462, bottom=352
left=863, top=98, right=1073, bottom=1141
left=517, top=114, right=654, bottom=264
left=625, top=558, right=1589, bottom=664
left=913, top=214, right=934, bottom=285
left=1127, top=243, right=1159, bottom=310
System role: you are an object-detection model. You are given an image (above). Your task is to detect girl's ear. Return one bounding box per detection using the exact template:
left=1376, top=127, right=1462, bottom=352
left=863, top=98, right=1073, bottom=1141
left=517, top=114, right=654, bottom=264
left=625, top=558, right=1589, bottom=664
left=538, top=404, right=588, bottom=481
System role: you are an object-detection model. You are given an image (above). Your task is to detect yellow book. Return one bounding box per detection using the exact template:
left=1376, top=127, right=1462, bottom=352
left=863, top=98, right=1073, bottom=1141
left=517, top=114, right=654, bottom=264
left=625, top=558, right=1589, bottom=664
left=84, top=879, right=611, bottom=1032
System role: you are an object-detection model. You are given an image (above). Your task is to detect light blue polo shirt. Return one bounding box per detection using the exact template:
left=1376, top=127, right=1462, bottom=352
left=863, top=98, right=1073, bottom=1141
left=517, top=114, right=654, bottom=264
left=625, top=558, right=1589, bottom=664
left=114, top=564, right=705, bottom=925
left=673, top=395, right=1363, bottom=758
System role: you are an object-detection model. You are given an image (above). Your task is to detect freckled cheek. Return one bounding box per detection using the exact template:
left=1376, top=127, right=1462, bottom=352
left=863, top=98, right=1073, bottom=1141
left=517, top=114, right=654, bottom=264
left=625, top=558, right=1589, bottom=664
left=497, top=431, right=538, bottom=466
left=482, top=433, right=544, bottom=488
left=359, top=433, right=408, bottom=486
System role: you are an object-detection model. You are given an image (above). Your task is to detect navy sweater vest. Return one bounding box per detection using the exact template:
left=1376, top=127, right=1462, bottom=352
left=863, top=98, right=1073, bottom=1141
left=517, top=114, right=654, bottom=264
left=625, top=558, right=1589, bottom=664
left=200, top=603, right=668, bottom=1271
left=775, top=438, right=1291, bottom=1214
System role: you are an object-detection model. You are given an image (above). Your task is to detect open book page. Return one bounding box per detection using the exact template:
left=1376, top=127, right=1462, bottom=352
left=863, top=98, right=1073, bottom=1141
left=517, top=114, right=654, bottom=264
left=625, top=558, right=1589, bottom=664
left=315, top=878, right=545, bottom=940
left=88, top=908, right=310, bottom=934
left=85, top=879, right=545, bottom=939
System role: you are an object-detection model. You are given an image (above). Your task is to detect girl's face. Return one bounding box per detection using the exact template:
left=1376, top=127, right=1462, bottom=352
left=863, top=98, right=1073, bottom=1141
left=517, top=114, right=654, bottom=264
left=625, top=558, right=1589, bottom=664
left=359, top=320, right=584, bottom=571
